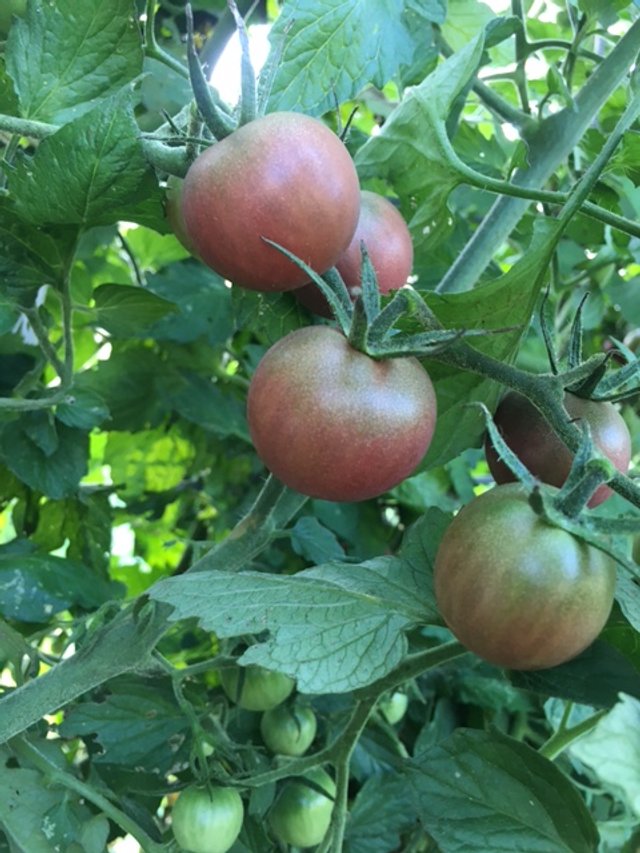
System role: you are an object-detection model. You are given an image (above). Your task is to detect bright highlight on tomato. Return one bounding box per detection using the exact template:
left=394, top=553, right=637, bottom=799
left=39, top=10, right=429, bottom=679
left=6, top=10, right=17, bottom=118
left=295, top=189, right=413, bottom=316
left=181, top=111, right=361, bottom=291
left=171, top=785, right=244, bottom=853
left=220, top=664, right=295, bottom=711
left=434, top=483, right=616, bottom=670
left=247, top=326, right=437, bottom=502
left=269, top=767, right=336, bottom=848
left=485, top=390, right=632, bottom=507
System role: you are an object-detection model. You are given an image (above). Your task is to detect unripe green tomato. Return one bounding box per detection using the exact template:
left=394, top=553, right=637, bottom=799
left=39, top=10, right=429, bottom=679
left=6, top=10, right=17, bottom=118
left=171, top=785, right=244, bottom=853
left=378, top=691, right=409, bottom=725
left=269, top=767, right=336, bottom=849
left=220, top=664, right=295, bottom=711
left=0, top=0, right=26, bottom=35
left=260, top=704, right=317, bottom=756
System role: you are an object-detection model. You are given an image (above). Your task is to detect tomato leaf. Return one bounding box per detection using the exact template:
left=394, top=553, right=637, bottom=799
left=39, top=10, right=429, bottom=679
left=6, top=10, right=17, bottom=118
left=5, top=0, right=142, bottom=123
left=93, top=284, right=177, bottom=338
left=344, top=772, right=416, bottom=853
left=150, top=554, right=439, bottom=694
left=10, top=90, right=158, bottom=229
left=407, top=728, right=599, bottom=853
left=268, top=0, right=416, bottom=116
left=355, top=33, right=485, bottom=268
left=291, top=516, right=346, bottom=564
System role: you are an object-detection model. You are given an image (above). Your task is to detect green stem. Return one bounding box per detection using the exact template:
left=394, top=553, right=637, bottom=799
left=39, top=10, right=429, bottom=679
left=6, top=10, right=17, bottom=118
left=9, top=736, right=166, bottom=853
left=143, top=0, right=189, bottom=79
left=512, top=0, right=531, bottom=114
left=436, top=16, right=640, bottom=293
left=23, top=306, right=66, bottom=380
left=538, top=708, right=607, bottom=761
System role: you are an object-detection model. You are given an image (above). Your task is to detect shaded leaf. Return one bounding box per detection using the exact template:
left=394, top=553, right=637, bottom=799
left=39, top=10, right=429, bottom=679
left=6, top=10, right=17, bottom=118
left=291, top=516, right=346, bottom=563
left=93, top=284, right=177, bottom=338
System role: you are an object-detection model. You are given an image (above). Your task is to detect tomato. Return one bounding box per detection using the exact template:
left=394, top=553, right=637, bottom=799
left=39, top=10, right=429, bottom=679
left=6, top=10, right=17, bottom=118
left=269, top=767, right=336, bottom=848
left=378, top=690, right=409, bottom=725
left=294, top=190, right=413, bottom=317
left=260, top=703, right=317, bottom=756
left=434, top=483, right=616, bottom=670
left=171, top=785, right=244, bottom=853
left=247, top=326, right=437, bottom=502
left=0, top=0, right=26, bottom=34
left=220, top=664, right=295, bottom=711
left=181, top=112, right=360, bottom=291
left=165, top=176, right=198, bottom=256
left=485, top=390, right=631, bottom=507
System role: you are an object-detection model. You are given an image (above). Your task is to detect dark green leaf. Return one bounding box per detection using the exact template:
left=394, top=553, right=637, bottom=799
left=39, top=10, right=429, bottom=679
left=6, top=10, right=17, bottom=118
left=93, top=284, right=177, bottom=338
left=291, top=516, right=346, bottom=564
left=510, top=640, right=640, bottom=708
left=0, top=759, right=70, bottom=853
left=0, top=418, right=89, bottom=499
left=345, top=773, right=417, bottom=853
left=11, top=90, right=155, bottom=229
left=407, top=728, right=599, bottom=852
left=6, top=0, right=143, bottom=123
left=56, top=388, right=110, bottom=430
left=268, top=0, right=415, bottom=115
left=0, top=552, right=121, bottom=622
left=150, top=555, right=437, bottom=694
left=168, top=371, right=250, bottom=442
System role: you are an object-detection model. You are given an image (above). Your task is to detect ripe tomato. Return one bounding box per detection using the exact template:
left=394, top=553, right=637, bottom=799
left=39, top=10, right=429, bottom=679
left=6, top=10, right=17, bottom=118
left=434, top=483, right=616, bottom=670
left=294, top=190, right=413, bottom=316
left=269, top=767, right=336, bottom=848
left=378, top=690, right=409, bottom=725
left=171, top=785, right=244, bottom=853
left=485, top=390, right=631, bottom=507
left=165, top=176, right=198, bottom=256
left=181, top=112, right=360, bottom=291
left=260, top=703, right=317, bottom=756
left=247, top=326, right=437, bottom=502
left=220, top=664, right=294, bottom=711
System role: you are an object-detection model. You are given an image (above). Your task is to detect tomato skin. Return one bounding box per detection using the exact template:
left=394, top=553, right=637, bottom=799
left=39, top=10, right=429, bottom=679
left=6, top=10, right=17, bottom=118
left=220, top=664, right=294, bottom=711
left=269, top=767, right=336, bottom=848
left=171, top=785, right=244, bottom=853
left=379, top=691, right=409, bottom=725
left=260, top=704, right=317, bottom=756
left=434, top=483, right=616, bottom=670
left=181, top=112, right=360, bottom=291
left=485, top=391, right=631, bottom=507
left=247, top=326, right=437, bottom=502
left=294, top=190, right=413, bottom=316
left=165, top=176, right=199, bottom=256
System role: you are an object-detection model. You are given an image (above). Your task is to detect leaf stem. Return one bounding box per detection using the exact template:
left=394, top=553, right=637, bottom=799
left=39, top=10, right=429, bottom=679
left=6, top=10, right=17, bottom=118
left=143, top=0, right=189, bottom=79
left=538, top=707, right=607, bottom=761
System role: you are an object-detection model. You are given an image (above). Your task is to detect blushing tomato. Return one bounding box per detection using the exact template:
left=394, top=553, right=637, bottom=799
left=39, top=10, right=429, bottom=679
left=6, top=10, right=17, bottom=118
left=220, top=664, right=294, bottom=711
left=294, top=190, right=413, bottom=317
left=434, top=483, right=616, bottom=670
left=485, top=390, right=631, bottom=507
left=268, top=767, right=336, bottom=848
left=181, top=112, right=360, bottom=291
left=171, top=785, right=243, bottom=853
left=246, top=326, right=437, bottom=502
left=165, top=175, right=199, bottom=256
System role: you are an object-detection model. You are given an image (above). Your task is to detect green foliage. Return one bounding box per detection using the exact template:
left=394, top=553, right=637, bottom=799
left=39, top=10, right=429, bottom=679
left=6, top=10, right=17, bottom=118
left=1, top=0, right=640, bottom=850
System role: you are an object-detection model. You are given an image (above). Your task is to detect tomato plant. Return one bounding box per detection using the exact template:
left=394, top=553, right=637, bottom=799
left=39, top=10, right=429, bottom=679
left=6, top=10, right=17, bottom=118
left=268, top=767, right=336, bottom=848
left=247, top=325, right=437, bottom=501
left=485, top=391, right=632, bottom=506
left=294, top=189, right=413, bottom=317
left=260, top=703, right=317, bottom=756
left=434, top=483, right=617, bottom=670
left=165, top=175, right=198, bottom=256
left=181, top=111, right=360, bottom=291
left=220, top=664, right=295, bottom=711
left=171, top=785, right=244, bottom=853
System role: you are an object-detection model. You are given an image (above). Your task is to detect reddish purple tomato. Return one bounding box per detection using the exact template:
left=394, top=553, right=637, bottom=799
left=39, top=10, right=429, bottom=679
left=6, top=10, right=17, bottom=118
left=434, top=483, right=616, bottom=670
left=247, top=326, right=437, bottom=502
left=295, top=190, right=413, bottom=317
left=165, top=175, right=199, bottom=256
left=485, top=391, right=631, bottom=507
left=181, top=112, right=360, bottom=292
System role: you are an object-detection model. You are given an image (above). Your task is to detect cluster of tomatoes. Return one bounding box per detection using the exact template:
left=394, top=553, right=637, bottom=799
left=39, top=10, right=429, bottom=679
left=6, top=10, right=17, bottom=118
left=169, top=111, right=633, bottom=680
